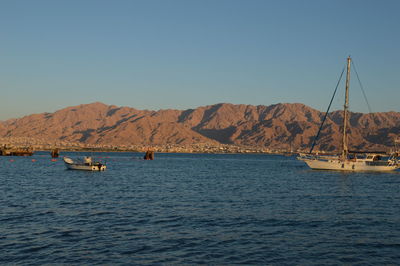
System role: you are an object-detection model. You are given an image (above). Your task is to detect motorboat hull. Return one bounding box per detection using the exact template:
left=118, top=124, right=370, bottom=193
left=63, top=157, right=106, bottom=171
left=65, top=163, right=106, bottom=171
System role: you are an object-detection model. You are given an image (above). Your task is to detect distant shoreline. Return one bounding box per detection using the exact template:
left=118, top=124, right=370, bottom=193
left=34, top=148, right=294, bottom=155
left=1, top=140, right=300, bottom=155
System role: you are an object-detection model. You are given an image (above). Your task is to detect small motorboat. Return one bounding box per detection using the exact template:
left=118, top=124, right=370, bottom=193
left=63, top=156, right=106, bottom=171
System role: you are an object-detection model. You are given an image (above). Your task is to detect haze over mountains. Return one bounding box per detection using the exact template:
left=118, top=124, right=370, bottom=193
left=1, top=102, right=399, bottom=152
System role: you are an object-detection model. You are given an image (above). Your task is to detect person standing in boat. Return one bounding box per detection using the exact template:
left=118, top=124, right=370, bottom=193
left=84, top=156, right=92, bottom=165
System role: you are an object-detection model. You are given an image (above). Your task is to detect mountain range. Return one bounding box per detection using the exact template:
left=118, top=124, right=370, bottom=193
left=1, top=102, right=400, bottom=152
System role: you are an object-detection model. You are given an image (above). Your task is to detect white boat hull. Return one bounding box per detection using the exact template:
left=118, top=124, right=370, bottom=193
left=301, top=158, right=398, bottom=171
left=63, top=157, right=106, bottom=171
left=65, top=163, right=106, bottom=171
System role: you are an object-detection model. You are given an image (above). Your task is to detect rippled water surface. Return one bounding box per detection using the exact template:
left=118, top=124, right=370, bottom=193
left=1, top=152, right=400, bottom=264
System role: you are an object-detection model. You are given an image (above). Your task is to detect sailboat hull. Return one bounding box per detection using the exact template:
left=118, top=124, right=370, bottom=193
left=302, top=158, right=398, bottom=171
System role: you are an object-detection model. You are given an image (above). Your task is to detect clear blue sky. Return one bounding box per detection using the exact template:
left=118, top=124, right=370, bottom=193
left=1, top=0, right=399, bottom=120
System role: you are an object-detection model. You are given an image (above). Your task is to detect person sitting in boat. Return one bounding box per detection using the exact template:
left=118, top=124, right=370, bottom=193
left=84, top=156, right=92, bottom=165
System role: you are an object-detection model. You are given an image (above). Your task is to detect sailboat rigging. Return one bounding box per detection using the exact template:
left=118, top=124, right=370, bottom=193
left=298, top=57, right=399, bottom=171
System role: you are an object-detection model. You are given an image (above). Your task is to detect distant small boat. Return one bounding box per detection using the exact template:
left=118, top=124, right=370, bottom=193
left=1, top=145, right=34, bottom=156
left=63, top=156, right=106, bottom=171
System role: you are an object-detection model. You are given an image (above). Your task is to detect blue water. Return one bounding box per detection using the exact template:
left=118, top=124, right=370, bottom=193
left=1, top=152, right=400, bottom=265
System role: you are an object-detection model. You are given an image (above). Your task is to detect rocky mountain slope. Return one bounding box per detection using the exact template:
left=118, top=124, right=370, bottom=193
left=1, top=102, right=399, bottom=151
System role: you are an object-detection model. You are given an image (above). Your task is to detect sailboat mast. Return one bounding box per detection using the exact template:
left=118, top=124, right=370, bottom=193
left=342, top=56, right=351, bottom=159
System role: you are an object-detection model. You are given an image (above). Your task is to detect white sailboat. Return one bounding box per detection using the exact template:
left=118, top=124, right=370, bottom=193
left=298, top=57, right=399, bottom=171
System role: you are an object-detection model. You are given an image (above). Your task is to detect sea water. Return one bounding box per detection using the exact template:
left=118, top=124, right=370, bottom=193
left=1, top=152, right=400, bottom=264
